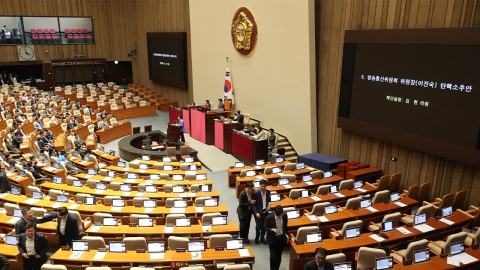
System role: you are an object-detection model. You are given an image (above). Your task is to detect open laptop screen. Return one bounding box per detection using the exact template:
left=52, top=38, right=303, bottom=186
left=413, top=249, right=430, bottom=263
left=109, top=242, right=126, bottom=253
left=139, top=164, right=148, bottom=170
left=11, top=186, right=21, bottom=195
left=127, top=173, right=137, bottom=179
left=345, top=227, right=361, bottom=239
left=296, top=163, right=305, bottom=170
left=103, top=217, right=118, bottom=226
left=149, top=174, right=160, bottom=180
left=112, top=199, right=125, bottom=207
left=143, top=199, right=156, bottom=208
left=5, top=235, right=19, bottom=246
left=275, top=157, right=284, bottom=163
left=442, top=206, right=453, bottom=218
left=120, top=184, right=131, bottom=192
left=145, top=185, right=156, bottom=193
left=300, top=190, right=310, bottom=198
left=306, top=232, right=322, bottom=244
left=53, top=176, right=62, bottom=184
left=211, top=215, right=227, bottom=226
left=196, top=174, right=207, bottom=180
left=414, top=213, right=427, bottom=225
left=324, top=204, right=338, bottom=215
left=138, top=218, right=154, bottom=227
left=278, top=178, right=289, bottom=185
left=175, top=218, right=191, bottom=227
left=173, top=200, right=187, bottom=208
left=142, top=155, right=150, bottom=161
left=84, top=196, right=95, bottom=205
left=172, top=174, right=184, bottom=181
left=333, top=262, right=352, bottom=270
left=184, top=157, right=194, bottom=163
left=226, top=239, right=244, bottom=250
left=200, top=185, right=210, bottom=192
left=324, top=172, right=333, bottom=178
left=271, top=193, right=281, bottom=202
left=163, top=165, right=173, bottom=171
left=204, top=198, right=218, bottom=207
left=245, top=170, right=255, bottom=177
left=272, top=167, right=281, bottom=174
left=117, top=161, right=126, bottom=168
left=147, top=241, right=165, bottom=253
left=329, top=185, right=339, bottom=194
left=256, top=159, right=265, bottom=166
left=235, top=162, right=245, bottom=168
left=360, top=199, right=371, bottom=209
left=88, top=168, right=96, bottom=175
left=187, top=241, right=205, bottom=252
left=390, top=192, right=400, bottom=202
left=286, top=210, right=300, bottom=220
left=375, top=256, right=393, bottom=270
left=72, top=240, right=89, bottom=251
left=14, top=209, right=22, bottom=218
left=381, top=220, right=395, bottom=232
left=302, top=175, right=312, bottom=182
left=96, top=182, right=107, bottom=190
left=172, top=185, right=184, bottom=193
left=57, top=194, right=68, bottom=203
left=354, top=181, right=363, bottom=189
left=450, top=241, right=465, bottom=256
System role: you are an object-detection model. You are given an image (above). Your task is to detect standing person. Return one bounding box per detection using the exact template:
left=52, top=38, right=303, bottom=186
left=101, top=69, right=107, bottom=82
left=303, top=248, right=334, bottom=270
left=0, top=254, right=10, bottom=270
left=14, top=207, right=47, bottom=235
left=268, top=128, right=276, bottom=149
left=30, top=76, right=36, bottom=88
left=264, top=205, right=288, bottom=270
left=251, top=179, right=271, bottom=244
left=92, top=70, right=99, bottom=84
left=17, top=222, right=50, bottom=270
left=0, top=162, right=12, bottom=193
left=178, top=115, right=185, bottom=143
left=237, top=181, right=255, bottom=244
left=55, top=207, right=79, bottom=248
left=142, top=134, right=152, bottom=150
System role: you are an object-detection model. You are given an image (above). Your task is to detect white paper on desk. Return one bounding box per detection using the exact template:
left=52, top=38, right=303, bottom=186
left=110, top=207, right=123, bottom=211
left=282, top=184, right=292, bottom=189
left=101, top=154, right=108, bottom=157
left=202, top=225, right=211, bottom=232
left=84, top=175, right=92, bottom=179
left=334, top=193, right=345, bottom=198
left=366, top=207, right=379, bottom=212
left=24, top=198, right=39, bottom=204
left=92, top=149, right=99, bottom=152
left=145, top=180, right=153, bottom=184
left=69, top=251, right=83, bottom=259
left=137, top=192, right=144, bottom=197
left=196, top=207, right=204, bottom=212
left=255, top=166, right=262, bottom=169
left=123, top=168, right=129, bottom=171
left=139, top=169, right=146, bottom=173
left=123, top=192, right=131, bottom=196
left=94, top=190, right=104, bottom=194
left=6, top=172, right=12, bottom=177
left=0, top=193, right=8, bottom=198
left=188, top=193, right=195, bottom=197
left=305, top=181, right=314, bottom=186
left=51, top=203, right=61, bottom=208
left=89, top=226, right=101, bottom=232
left=164, top=226, right=174, bottom=233
left=238, top=249, right=250, bottom=257
left=318, top=216, right=329, bottom=222
left=355, top=188, right=367, bottom=193
left=170, top=208, right=185, bottom=213
left=307, top=215, right=318, bottom=221
left=255, top=175, right=263, bottom=179
left=93, top=251, right=107, bottom=260
left=277, top=173, right=284, bottom=177
left=179, top=193, right=187, bottom=197
left=311, top=196, right=321, bottom=201
left=439, top=218, right=455, bottom=225
left=104, top=177, right=112, bottom=181
left=396, top=227, right=412, bottom=234
left=7, top=217, right=20, bottom=224
left=143, top=208, right=153, bottom=213
left=447, top=256, right=460, bottom=267
left=124, top=179, right=136, bottom=183
left=414, top=224, right=435, bottom=233
left=80, top=161, right=87, bottom=164
left=453, top=253, right=478, bottom=264
left=68, top=203, right=80, bottom=209
left=394, top=202, right=407, bottom=207
left=216, top=261, right=228, bottom=269
left=369, top=234, right=385, bottom=242
left=45, top=167, right=56, bottom=172
left=191, top=251, right=202, bottom=260
left=150, top=253, right=165, bottom=260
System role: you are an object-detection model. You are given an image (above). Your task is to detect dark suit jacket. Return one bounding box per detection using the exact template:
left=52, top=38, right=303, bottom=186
left=236, top=114, right=244, bottom=123
left=237, top=190, right=253, bottom=219
left=251, top=189, right=271, bottom=216
left=0, top=169, right=11, bottom=193
left=264, top=213, right=288, bottom=245
left=303, top=259, right=334, bottom=270
left=18, top=232, right=50, bottom=264
left=56, top=213, right=79, bottom=244
left=142, top=138, right=152, bottom=150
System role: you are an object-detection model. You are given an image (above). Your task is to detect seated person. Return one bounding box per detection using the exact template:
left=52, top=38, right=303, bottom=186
left=33, top=118, right=44, bottom=130
left=26, top=160, right=46, bottom=184
left=217, top=99, right=224, bottom=109
left=45, top=129, right=55, bottom=143
left=73, top=134, right=86, bottom=149
left=99, top=110, right=108, bottom=119
left=13, top=107, right=24, bottom=116
left=12, top=133, right=23, bottom=149
left=13, top=115, right=24, bottom=126
left=234, top=110, right=244, bottom=123
left=73, top=100, right=82, bottom=110
left=67, top=119, right=77, bottom=130
left=257, top=127, right=268, bottom=140
left=78, top=145, right=91, bottom=159
left=248, top=125, right=257, bottom=135
left=205, top=100, right=211, bottom=109
left=4, top=137, right=21, bottom=158
left=31, top=109, right=41, bottom=120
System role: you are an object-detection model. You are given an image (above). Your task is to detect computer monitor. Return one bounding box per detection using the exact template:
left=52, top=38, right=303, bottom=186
left=107, top=171, right=116, bottom=178
left=414, top=213, right=427, bottom=225
left=442, top=206, right=453, bottom=218
left=345, top=227, right=361, bottom=239
left=57, top=194, right=68, bottom=203
left=329, top=185, right=339, bottom=194
left=84, top=196, right=95, bottom=205
left=163, top=165, right=173, bottom=171
left=173, top=200, right=187, bottom=208
left=187, top=241, right=205, bottom=252
left=71, top=240, right=89, bottom=251
left=375, top=256, right=393, bottom=270
left=9, top=166, right=15, bottom=173
left=172, top=174, right=183, bottom=181
left=5, top=235, right=19, bottom=246
left=272, top=167, right=282, bottom=174
left=184, top=157, right=194, bottom=163
left=139, top=164, right=148, bottom=170
left=381, top=220, right=395, bottom=232
left=300, top=190, right=310, bottom=198
left=73, top=152, right=79, bottom=158
left=245, top=170, right=255, bottom=177
left=413, top=249, right=430, bottom=264
left=204, top=198, right=218, bottom=207
left=143, top=199, right=157, bottom=208
left=360, top=199, right=371, bottom=209
left=96, top=182, right=107, bottom=190
left=109, top=150, right=115, bottom=156
left=19, top=170, right=26, bottom=177
left=112, top=199, right=125, bottom=207
left=109, top=242, right=126, bottom=253
left=253, top=180, right=261, bottom=188
left=99, top=146, right=105, bottom=152
left=73, top=180, right=83, bottom=187
left=53, top=176, right=62, bottom=184
left=32, top=191, right=43, bottom=199
left=324, top=204, right=338, bottom=215
left=172, top=185, right=184, bottom=193
left=226, top=239, right=244, bottom=250
left=117, top=161, right=126, bottom=168
left=11, top=186, right=21, bottom=195
left=103, top=217, right=118, bottom=226
left=390, top=192, right=400, bottom=202
left=306, top=232, right=322, bottom=244
left=256, top=159, right=265, bottom=166
left=302, top=175, right=312, bottom=182
left=278, top=178, right=289, bottom=185
left=14, top=209, right=22, bottom=218
left=235, top=162, right=245, bottom=168
left=149, top=174, right=160, bottom=180
left=175, top=218, right=191, bottom=227
left=275, top=157, right=284, bottom=163
left=127, top=173, right=137, bottom=179
left=163, top=157, right=172, bottom=162
left=88, top=168, right=96, bottom=175
left=142, top=155, right=150, bottom=161
left=43, top=158, right=48, bottom=164
left=450, top=241, right=465, bottom=256
left=189, top=165, right=197, bottom=171
left=324, top=172, right=333, bottom=178
left=286, top=210, right=300, bottom=220
left=296, top=163, right=305, bottom=170
left=354, top=181, right=363, bottom=189
left=147, top=241, right=165, bottom=253
left=196, top=174, right=207, bottom=180
left=120, top=184, right=131, bottom=192
left=145, top=185, right=156, bottom=193
left=333, top=262, right=352, bottom=270
left=211, top=216, right=227, bottom=226
left=53, top=162, right=60, bottom=169
left=200, top=185, right=210, bottom=192
left=83, top=156, right=89, bottom=162
left=271, top=193, right=281, bottom=202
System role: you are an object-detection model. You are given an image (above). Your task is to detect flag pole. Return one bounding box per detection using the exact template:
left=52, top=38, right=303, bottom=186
left=226, top=56, right=229, bottom=67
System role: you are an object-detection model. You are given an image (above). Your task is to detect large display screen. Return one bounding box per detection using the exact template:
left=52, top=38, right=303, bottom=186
left=146, top=32, right=187, bottom=88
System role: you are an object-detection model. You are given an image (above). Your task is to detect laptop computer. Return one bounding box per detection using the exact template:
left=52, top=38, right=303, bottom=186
left=189, top=165, right=198, bottom=171
left=99, top=146, right=105, bottom=152
left=324, top=172, right=333, bottom=178
left=211, top=215, right=227, bottom=226
left=375, top=256, right=393, bottom=269
left=172, top=174, right=184, bottom=181
left=96, top=182, right=107, bottom=190
left=204, top=198, right=218, bottom=207
left=278, top=178, right=289, bottom=185
left=272, top=167, right=282, bottom=174
left=390, top=192, right=400, bottom=202
left=53, top=162, right=60, bottom=169
left=109, top=241, right=126, bottom=253
left=127, top=173, right=137, bottom=179
left=442, top=206, right=453, bottom=218
left=109, top=150, right=115, bottom=156
left=450, top=241, right=465, bottom=256
left=73, top=180, right=83, bottom=187
left=175, top=218, right=191, bottom=227
left=302, top=175, right=312, bottom=182
left=413, top=249, right=430, bottom=264
left=83, top=156, right=90, bottom=162
left=163, top=165, right=173, bottom=171
left=329, top=185, right=339, bottom=194
left=145, top=185, right=157, bottom=193
left=163, top=157, right=172, bottom=162
left=11, top=186, right=21, bottom=195
left=226, top=239, right=244, bottom=250
left=143, top=199, right=157, bottom=208
left=84, top=196, right=96, bottom=205
left=57, top=194, right=68, bottom=203
left=245, top=170, right=255, bottom=177
left=88, top=168, right=96, bottom=175
left=142, top=155, right=150, bottom=161
left=275, top=157, right=284, bottom=163
left=117, top=161, right=126, bottom=168
left=103, top=217, right=118, bottom=226
left=149, top=174, right=160, bottom=180
left=286, top=210, right=300, bottom=219
left=324, top=204, right=338, bottom=215
left=14, top=209, right=22, bottom=218
left=139, top=164, right=148, bottom=170
left=173, top=200, right=187, bottom=208
left=196, top=174, right=207, bottom=180
left=333, top=262, right=352, bottom=270
left=172, top=185, right=184, bottom=193
left=271, top=193, right=281, bottom=202
left=360, top=199, right=371, bottom=209
left=120, top=184, right=131, bottom=192
left=184, top=157, right=194, bottom=163
left=71, top=240, right=89, bottom=251
left=32, top=191, right=43, bottom=199
left=381, top=220, right=395, bottom=232
left=354, top=181, right=363, bottom=189
left=256, top=159, right=265, bottom=166
left=147, top=241, right=165, bottom=253
left=235, top=162, right=245, bottom=168
left=300, top=190, right=310, bottom=198
left=200, top=185, right=211, bottom=192
left=19, top=170, right=26, bottom=177
left=112, top=199, right=125, bottom=207
left=53, top=176, right=62, bottom=184
left=344, top=227, right=361, bottom=239
left=253, top=180, right=261, bottom=188
left=187, top=241, right=205, bottom=252
left=296, top=163, right=305, bottom=170
left=306, top=232, right=322, bottom=244
left=414, top=213, right=427, bottom=225
left=5, top=235, right=19, bottom=246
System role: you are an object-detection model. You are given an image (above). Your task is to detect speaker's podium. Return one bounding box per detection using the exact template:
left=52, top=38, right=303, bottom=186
left=190, top=107, right=228, bottom=145
left=231, top=131, right=268, bottom=163
left=167, top=122, right=180, bottom=143
left=214, top=119, right=244, bottom=154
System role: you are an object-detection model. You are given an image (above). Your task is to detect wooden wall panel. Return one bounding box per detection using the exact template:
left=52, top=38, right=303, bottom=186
left=316, top=0, right=480, bottom=208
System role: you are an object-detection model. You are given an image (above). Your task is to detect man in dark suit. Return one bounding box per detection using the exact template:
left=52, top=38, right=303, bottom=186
left=237, top=181, right=255, bottom=244
left=0, top=162, right=12, bottom=193
left=142, top=134, right=152, bottom=150
left=18, top=222, right=50, bottom=270
left=234, top=110, right=244, bottom=123
left=0, top=254, right=10, bottom=270
left=303, top=248, right=334, bottom=270
left=264, top=205, right=288, bottom=270
left=251, top=179, right=271, bottom=244
left=55, top=207, right=79, bottom=247
left=12, top=133, right=23, bottom=149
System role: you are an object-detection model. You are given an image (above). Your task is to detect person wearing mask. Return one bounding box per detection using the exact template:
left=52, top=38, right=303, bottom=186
left=217, top=99, right=224, bottom=109
left=17, top=222, right=50, bottom=270
left=303, top=248, right=334, bottom=270
left=55, top=207, right=79, bottom=248
left=265, top=205, right=288, bottom=270
left=0, top=162, right=12, bottom=194
left=251, top=179, right=271, bottom=244
left=234, top=110, right=244, bottom=123
left=178, top=115, right=185, bottom=143
left=237, top=181, right=255, bottom=244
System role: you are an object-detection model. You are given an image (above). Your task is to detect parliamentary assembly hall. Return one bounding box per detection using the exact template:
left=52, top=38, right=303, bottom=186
left=0, top=1, right=479, bottom=270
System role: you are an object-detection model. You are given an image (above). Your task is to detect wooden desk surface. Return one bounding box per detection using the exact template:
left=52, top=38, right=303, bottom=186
left=0, top=243, right=20, bottom=256
left=129, top=159, right=202, bottom=167
left=85, top=223, right=239, bottom=236
left=105, top=165, right=207, bottom=176
left=345, top=166, right=382, bottom=177
left=96, top=122, right=132, bottom=144
left=73, top=174, right=213, bottom=186
left=91, top=149, right=120, bottom=165
left=228, top=161, right=291, bottom=174
left=392, top=247, right=480, bottom=269
left=267, top=175, right=344, bottom=193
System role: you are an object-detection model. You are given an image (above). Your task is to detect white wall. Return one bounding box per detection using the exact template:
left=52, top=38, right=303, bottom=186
left=23, top=17, right=59, bottom=31
left=0, top=17, right=19, bottom=30
left=189, top=0, right=316, bottom=155
left=59, top=17, right=93, bottom=31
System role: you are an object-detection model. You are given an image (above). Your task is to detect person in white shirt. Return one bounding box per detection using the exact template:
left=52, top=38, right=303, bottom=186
left=17, top=222, right=50, bottom=270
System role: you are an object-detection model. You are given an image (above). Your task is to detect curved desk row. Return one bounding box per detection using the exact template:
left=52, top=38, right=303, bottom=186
left=73, top=174, right=212, bottom=186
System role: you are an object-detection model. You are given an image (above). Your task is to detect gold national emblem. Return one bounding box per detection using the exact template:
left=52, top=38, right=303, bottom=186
left=231, top=7, right=257, bottom=57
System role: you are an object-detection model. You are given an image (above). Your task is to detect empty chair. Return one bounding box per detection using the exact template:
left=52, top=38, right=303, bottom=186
left=93, top=213, right=112, bottom=223
left=356, top=247, right=386, bottom=270
left=164, top=185, right=174, bottom=193
left=209, top=234, right=233, bottom=248
left=86, top=179, right=99, bottom=189
left=201, top=212, right=222, bottom=224
left=41, top=265, right=68, bottom=270
left=75, top=193, right=92, bottom=203
left=130, top=214, right=150, bottom=224
left=316, top=185, right=331, bottom=195
left=465, top=227, right=480, bottom=247
left=401, top=185, right=420, bottom=200
left=195, top=196, right=212, bottom=205
left=110, top=117, right=117, bottom=126
left=368, top=212, right=402, bottom=231
left=133, top=197, right=150, bottom=206
left=372, top=175, right=390, bottom=191
left=82, top=236, right=107, bottom=249
left=338, top=179, right=354, bottom=190
left=389, top=173, right=402, bottom=192
left=166, top=214, right=186, bottom=224
left=180, top=164, right=189, bottom=171
left=168, top=236, right=189, bottom=250
left=27, top=185, right=41, bottom=197
left=344, top=197, right=362, bottom=210
left=263, top=166, right=276, bottom=175
left=291, top=226, right=319, bottom=243
left=31, top=207, right=47, bottom=218
left=128, top=162, right=139, bottom=169
left=152, top=163, right=164, bottom=170
left=48, top=189, right=63, bottom=201
left=401, top=204, right=436, bottom=224
left=391, top=239, right=429, bottom=263
left=425, top=193, right=455, bottom=208
left=325, top=253, right=346, bottom=264
left=123, top=237, right=147, bottom=250
left=69, top=210, right=89, bottom=234
left=185, top=171, right=196, bottom=180
left=416, top=182, right=431, bottom=203
left=104, top=196, right=121, bottom=205
left=224, top=265, right=250, bottom=270
left=283, top=163, right=297, bottom=171
left=428, top=232, right=467, bottom=255
left=89, top=154, right=107, bottom=170
left=289, top=189, right=306, bottom=199
left=310, top=202, right=330, bottom=216
left=4, top=202, right=20, bottom=215
left=329, top=220, right=363, bottom=238
left=371, top=190, right=390, bottom=204
left=166, top=147, right=177, bottom=161
left=452, top=190, right=468, bottom=211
